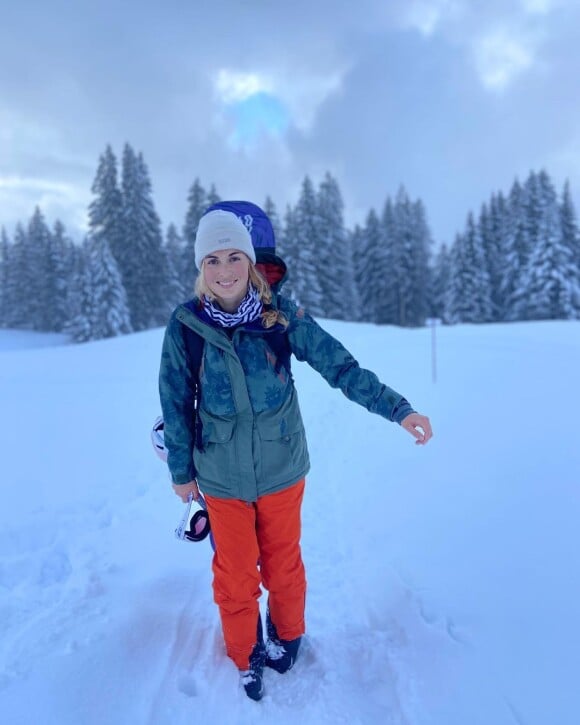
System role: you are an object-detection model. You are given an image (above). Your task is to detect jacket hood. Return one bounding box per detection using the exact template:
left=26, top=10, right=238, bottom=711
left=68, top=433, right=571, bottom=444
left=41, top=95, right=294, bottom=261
left=255, top=250, right=288, bottom=295
left=201, top=200, right=288, bottom=293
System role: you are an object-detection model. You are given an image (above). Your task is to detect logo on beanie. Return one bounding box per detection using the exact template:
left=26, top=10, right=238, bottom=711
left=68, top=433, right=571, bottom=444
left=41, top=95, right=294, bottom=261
left=217, top=236, right=232, bottom=245
left=241, top=214, right=253, bottom=233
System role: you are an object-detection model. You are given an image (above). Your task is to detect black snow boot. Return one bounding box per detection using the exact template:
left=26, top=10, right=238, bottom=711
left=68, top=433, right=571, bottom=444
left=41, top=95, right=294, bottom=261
left=240, top=616, right=266, bottom=701
left=265, top=607, right=301, bottom=674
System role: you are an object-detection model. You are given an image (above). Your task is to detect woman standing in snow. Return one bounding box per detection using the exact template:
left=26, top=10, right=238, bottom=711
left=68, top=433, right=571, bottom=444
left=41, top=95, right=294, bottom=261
left=159, top=201, right=432, bottom=701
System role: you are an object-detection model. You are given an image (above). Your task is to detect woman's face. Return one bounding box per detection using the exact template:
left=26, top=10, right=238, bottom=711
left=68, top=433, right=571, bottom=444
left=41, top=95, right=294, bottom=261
left=202, top=248, right=251, bottom=311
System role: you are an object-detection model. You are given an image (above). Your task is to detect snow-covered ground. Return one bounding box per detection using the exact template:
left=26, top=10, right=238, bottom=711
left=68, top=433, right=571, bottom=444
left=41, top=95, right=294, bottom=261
left=1, top=319, right=579, bottom=725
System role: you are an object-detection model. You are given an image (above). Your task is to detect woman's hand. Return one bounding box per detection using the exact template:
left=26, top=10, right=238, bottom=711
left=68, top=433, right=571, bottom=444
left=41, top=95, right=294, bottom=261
left=401, top=413, right=433, bottom=445
left=172, top=479, right=200, bottom=502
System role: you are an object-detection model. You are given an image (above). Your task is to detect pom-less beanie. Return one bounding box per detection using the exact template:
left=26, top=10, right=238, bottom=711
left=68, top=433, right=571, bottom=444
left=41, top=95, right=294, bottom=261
left=194, top=209, right=256, bottom=269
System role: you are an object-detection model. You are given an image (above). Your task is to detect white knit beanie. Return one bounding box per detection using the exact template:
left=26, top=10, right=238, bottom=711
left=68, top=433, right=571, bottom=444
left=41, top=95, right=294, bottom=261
left=194, top=209, right=256, bottom=269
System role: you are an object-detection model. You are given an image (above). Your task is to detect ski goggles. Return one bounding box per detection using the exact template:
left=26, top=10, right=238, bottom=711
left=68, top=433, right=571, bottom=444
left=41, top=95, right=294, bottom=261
left=175, top=492, right=215, bottom=550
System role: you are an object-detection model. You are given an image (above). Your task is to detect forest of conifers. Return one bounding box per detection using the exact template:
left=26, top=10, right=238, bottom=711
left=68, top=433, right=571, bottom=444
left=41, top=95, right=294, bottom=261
left=1, top=144, right=579, bottom=342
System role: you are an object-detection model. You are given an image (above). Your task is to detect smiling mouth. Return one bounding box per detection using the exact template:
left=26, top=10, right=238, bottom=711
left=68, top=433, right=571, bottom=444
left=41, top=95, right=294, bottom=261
left=217, top=280, right=238, bottom=288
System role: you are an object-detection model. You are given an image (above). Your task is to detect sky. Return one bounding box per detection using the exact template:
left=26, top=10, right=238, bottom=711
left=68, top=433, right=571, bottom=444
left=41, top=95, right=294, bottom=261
left=1, top=0, right=580, bottom=246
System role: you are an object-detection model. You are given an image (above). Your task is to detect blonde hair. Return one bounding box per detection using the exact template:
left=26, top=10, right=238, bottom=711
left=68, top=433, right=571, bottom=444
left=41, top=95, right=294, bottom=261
left=194, top=257, right=288, bottom=329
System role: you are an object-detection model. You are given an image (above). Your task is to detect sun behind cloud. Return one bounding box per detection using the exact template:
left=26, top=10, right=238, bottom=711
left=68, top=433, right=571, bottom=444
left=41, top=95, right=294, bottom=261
left=214, top=70, right=290, bottom=151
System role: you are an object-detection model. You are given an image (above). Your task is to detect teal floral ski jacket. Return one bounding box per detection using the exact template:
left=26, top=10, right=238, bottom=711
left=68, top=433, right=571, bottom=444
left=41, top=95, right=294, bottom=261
left=159, top=295, right=414, bottom=502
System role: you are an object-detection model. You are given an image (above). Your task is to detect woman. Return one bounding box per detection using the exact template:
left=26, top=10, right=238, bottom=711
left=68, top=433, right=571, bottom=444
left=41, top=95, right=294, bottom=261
left=159, top=202, right=432, bottom=701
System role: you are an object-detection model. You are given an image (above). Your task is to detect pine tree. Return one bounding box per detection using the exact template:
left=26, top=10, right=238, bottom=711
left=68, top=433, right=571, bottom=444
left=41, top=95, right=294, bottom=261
left=408, top=198, right=432, bottom=326
left=6, top=224, right=30, bottom=328
left=478, top=201, right=497, bottom=320
left=375, top=197, right=397, bottom=325
left=0, top=228, right=10, bottom=327
left=356, top=209, right=382, bottom=322
left=121, top=144, right=165, bottom=329
left=182, top=178, right=208, bottom=285
left=85, top=233, right=132, bottom=339
left=28, top=208, right=54, bottom=331
left=263, top=196, right=282, bottom=246
left=164, top=224, right=187, bottom=309
left=89, top=145, right=124, bottom=271
left=293, top=176, right=323, bottom=315
left=206, top=183, right=221, bottom=207
left=346, top=225, right=363, bottom=321
left=46, top=220, right=71, bottom=332
left=446, top=213, right=491, bottom=323
left=65, top=241, right=93, bottom=342
left=316, top=173, right=353, bottom=320
left=502, top=178, right=529, bottom=321
left=431, top=243, right=451, bottom=321
left=560, top=180, right=580, bottom=317
left=389, top=188, right=431, bottom=327
left=517, top=170, right=577, bottom=319
left=278, top=204, right=300, bottom=301
left=485, top=192, right=509, bottom=321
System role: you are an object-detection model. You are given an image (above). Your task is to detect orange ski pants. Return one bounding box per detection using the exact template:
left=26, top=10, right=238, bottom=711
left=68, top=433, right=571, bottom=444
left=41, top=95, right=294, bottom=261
left=203, top=479, right=306, bottom=670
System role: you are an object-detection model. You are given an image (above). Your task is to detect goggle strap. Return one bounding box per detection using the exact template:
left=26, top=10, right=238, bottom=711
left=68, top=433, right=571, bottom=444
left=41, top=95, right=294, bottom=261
left=174, top=492, right=195, bottom=540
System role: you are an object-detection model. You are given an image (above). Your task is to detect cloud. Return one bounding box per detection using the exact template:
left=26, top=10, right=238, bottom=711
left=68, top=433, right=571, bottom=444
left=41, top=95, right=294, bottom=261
left=520, top=0, right=554, bottom=14
left=215, top=70, right=271, bottom=104
left=397, top=0, right=461, bottom=36
left=212, top=67, right=345, bottom=152
left=474, top=28, right=535, bottom=91
left=0, top=176, right=89, bottom=233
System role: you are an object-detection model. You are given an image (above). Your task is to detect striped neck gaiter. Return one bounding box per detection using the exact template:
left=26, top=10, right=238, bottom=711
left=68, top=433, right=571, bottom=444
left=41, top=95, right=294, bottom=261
left=203, top=285, right=263, bottom=328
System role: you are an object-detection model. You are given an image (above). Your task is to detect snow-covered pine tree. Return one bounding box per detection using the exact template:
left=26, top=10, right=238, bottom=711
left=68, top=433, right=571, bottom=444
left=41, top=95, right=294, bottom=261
left=316, top=173, right=353, bottom=320
left=511, top=170, right=543, bottom=320
left=28, top=207, right=54, bottom=331
left=263, top=196, right=282, bottom=246
left=478, top=201, right=497, bottom=320
left=347, top=225, right=363, bottom=321
left=65, top=240, right=93, bottom=343
left=501, top=178, right=529, bottom=321
left=356, top=209, right=382, bottom=322
left=163, top=224, right=187, bottom=310
left=84, top=233, right=132, bottom=340
left=206, top=184, right=221, bottom=207
left=560, top=180, right=580, bottom=317
left=0, top=227, right=10, bottom=327
left=121, top=145, right=165, bottom=330
left=293, top=176, right=323, bottom=316
left=46, top=220, right=72, bottom=332
left=374, top=197, right=397, bottom=325
left=446, top=213, right=491, bottom=323
left=5, top=224, right=30, bottom=328
left=278, top=204, right=300, bottom=302
left=0, top=228, right=10, bottom=327
left=517, top=170, right=577, bottom=320
left=182, top=178, right=209, bottom=286
left=408, top=198, right=432, bottom=326
left=445, top=233, right=466, bottom=324
left=485, top=192, right=509, bottom=321
left=89, top=145, right=124, bottom=276
left=431, top=243, right=451, bottom=321
left=390, top=187, right=429, bottom=327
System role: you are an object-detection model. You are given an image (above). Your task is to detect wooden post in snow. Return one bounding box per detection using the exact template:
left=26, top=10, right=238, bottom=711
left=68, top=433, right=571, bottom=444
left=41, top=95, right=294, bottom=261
left=426, top=318, right=441, bottom=384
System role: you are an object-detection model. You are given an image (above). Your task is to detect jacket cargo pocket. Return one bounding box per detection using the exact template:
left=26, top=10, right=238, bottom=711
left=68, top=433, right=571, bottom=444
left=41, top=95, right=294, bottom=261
left=255, top=413, right=307, bottom=484
left=194, top=416, right=236, bottom=484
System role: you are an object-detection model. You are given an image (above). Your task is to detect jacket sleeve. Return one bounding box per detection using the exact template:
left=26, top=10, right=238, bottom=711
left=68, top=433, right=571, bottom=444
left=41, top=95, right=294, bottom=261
left=158, top=310, right=198, bottom=484
left=281, top=297, right=415, bottom=424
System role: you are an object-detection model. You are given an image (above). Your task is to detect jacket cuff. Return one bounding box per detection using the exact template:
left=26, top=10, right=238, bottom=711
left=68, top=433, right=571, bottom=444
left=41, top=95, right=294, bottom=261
left=391, top=398, right=415, bottom=425
left=171, top=471, right=197, bottom=485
